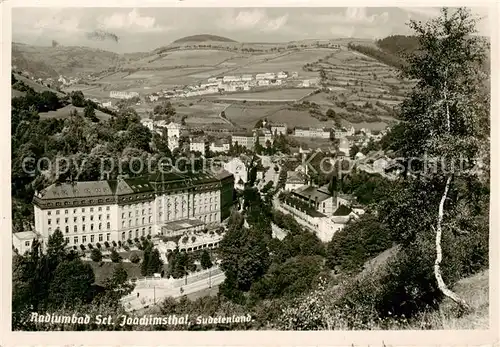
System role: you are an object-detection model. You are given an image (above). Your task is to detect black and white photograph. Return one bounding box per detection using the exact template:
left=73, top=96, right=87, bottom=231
left=2, top=1, right=497, bottom=343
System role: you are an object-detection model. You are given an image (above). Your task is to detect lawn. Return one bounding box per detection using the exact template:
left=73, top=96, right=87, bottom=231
left=224, top=104, right=284, bottom=129
left=88, top=261, right=143, bottom=286
left=213, top=88, right=316, bottom=102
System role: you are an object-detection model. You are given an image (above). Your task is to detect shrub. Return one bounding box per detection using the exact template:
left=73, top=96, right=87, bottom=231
left=104, top=241, right=110, bottom=249
left=112, top=241, right=117, bottom=247
left=130, top=252, right=141, bottom=264
left=96, top=242, right=101, bottom=249
left=127, top=239, right=133, bottom=245
left=91, top=248, right=103, bottom=262
left=80, top=244, right=86, bottom=251
left=147, top=234, right=151, bottom=240
left=88, top=243, right=94, bottom=249
left=110, top=249, right=122, bottom=263
left=134, top=237, right=139, bottom=243
left=118, top=241, right=122, bottom=248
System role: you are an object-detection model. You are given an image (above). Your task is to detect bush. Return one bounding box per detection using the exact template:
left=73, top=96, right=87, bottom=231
left=90, top=248, right=103, bottom=262
left=80, top=244, right=86, bottom=251
left=130, top=252, right=141, bottom=264
left=147, top=234, right=151, bottom=240
left=117, top=241, right=122, bottom=248
left=96, top=242, right=101, bottom=249
left=123, top=244, right=130, bottom=251
left=134, top=237, right=139, bottom=243
left=88, top=243, right=94, bottom=250
left=112, top=241, right=117, bottom=247
left=110, top=249, right=122, bottom=263
left=127, top=239, right=133, bottom=245
left=104, top=241, right=110, bottom=249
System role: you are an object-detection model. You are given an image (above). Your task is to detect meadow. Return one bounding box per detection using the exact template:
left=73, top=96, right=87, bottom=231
left=39, top=105, right=112, bottom=121
left=213, top=88, right=315, bottom=102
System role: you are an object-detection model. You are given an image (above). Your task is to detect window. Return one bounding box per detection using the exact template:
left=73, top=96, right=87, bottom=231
left=91, top=224, right=94, bottom=231
left=136, top=210, right=139, bottom=216
left=148, top=208, right=151, bottom=214
left=48, top=227, right=52, bottom=232
left=91, top=235, right=94, bottom=242
left=106, top=233, right=110, bottom=241
left=122, top=221, right=125, bottom=227
left=74, top=236, right=78, bottom=244
left=98, top=215, right=102, bottom=220
left=56, top=218, right=60, bottom=224
left=148, top=226, right=151, bottom=235
left=149, top=216, right=152, bottom=223
left=82, top=216, right=86, bottom=222
left=65, top=209, right=68, bottom=214
left=129, top=220, right=132, bottom=227
left=128, top=231, right=132, bottom=239
left=74, top=217, right=77, bottom=223
left=128, top=212, right=132, bottom=218
left=142, top=217, right=145, bottom=224
left=82, top=236, right=87, bottom=243
left=82, top=208, right=85, bottom=213
left=90, top=208, right=94, bottom=213
left=106, top=206, right=110, bottom=211
left=135, top=218, right=138, bottom=226
left=74, top=225, right=77, bottom=233
left=48, top=211, right=52, bottom=216
left=65, top=226, right=69, bottom=233
left=25, top=241, right=30, bottom=247
left=98, top=207, right=102, bottom=212
left=142, top=228, right=145, bottom=236
left=82, top=225, right=86, bottom=232
left=65, top=237, right=69, bottom=244
left=121, top=232, right=125, bottom=240
left=122, top=213, right=125, bottom=219
left=107, top=222, right=110, bottom=230
left=90, top=215, right=94, bottom=221
left=107, top=214, right=110, bottom=220
left=73, top=209, right=77, bottom=213
left=99, top=234, right=103, bottom=242
left=56, top=210, right=60, bottom=215
left=65, top=218, right=68, bottom=223
left=98, top=223, right=102, bottom=230
left=48, top=219, right=51, bottom=225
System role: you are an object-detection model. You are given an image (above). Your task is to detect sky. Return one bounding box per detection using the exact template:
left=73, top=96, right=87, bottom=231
left=12, top=7, right=491, bottom=53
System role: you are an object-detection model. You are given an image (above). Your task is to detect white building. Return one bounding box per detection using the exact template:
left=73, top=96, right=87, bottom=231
left=293, top=127, right=332, bottom=139
left=338, top=138, right=350, bottom=156
left=241, top=75, right=253, bottom=82
left=166, top=122, right=181, bottom=138
left=285, top=171, right=307, bottom=191
left=232, top=133, right=255, bottom=150
left=224, top=157, right=248, bottom=190
left=277, top=71, right=288, bottom=79
left=101, top=101, right=112, bottom=108
left=13, top=231, right=40, bottom=255
left=190, top=137, right=209, bottom=155
left=270, top=123, right=288, bottom=136
left=141, top=118, right=154, bottom=131
left=149, top=95, right=159, bottom=102
left=109, top=91, right=139, bottom=99
left=30, top=172, right=235, bottom=249
left=210, top=140, right=230, bottom=153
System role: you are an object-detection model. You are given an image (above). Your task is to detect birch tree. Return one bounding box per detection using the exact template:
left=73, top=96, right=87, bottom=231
left=397, top=8, right=489, bottom=310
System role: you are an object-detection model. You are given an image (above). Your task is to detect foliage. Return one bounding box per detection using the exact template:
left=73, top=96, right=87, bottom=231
left=90, top=248, right=103, bottom=262
left=200, top=249, right=213, bottom=269
left=110, top=249, right=122, bottom=263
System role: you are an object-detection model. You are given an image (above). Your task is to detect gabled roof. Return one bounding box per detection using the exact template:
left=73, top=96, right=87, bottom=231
left=333, top=204, right=353, bottom=216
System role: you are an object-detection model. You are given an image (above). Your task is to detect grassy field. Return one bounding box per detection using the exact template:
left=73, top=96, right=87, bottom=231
left=88, top=261, right=143, bottom=286
left=39, top=104, right=112, bottom=121
left=224, top=104, right=284, bottom=129
left=212, top=88, right=315, bottom=102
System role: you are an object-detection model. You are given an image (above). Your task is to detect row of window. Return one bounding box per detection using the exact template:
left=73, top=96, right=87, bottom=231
left=121, top=209, right=152, bottom=219
left=121, top=216, right=153, bottom=228
left=48, top=215, right=110, bottom=225
left=48, top=222, right=111, bottom=234
left=121, top=227, right=152, bottom=240
left=48, top=206, right=110, bottom=215
left=66, top=232, right=111, bottom=245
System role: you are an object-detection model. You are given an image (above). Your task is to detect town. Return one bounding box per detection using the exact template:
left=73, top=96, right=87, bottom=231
left=10, top=6, right=490, bottom=334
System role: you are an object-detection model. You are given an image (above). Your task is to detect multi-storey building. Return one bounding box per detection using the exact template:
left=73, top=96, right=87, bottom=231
left=190, top=137, right=209, bottom=155
left=232, top=132, right=255, bottom=150
left=270, top=123, right=288, bottom=135
left=293, top=127, right=332, bottom=139
left=32, top=171, right=234, bottom=248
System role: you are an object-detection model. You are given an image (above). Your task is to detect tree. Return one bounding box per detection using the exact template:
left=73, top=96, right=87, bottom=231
left=200, top=250, right=213, bottom=269
left=70, top=91, right=85, bottom=107
left=130, top=252, right=140, bottom=264
left=48, top=259, right=95, bottom=306
left=110, top=249, right=122, bottom=263
left=90, top=248, right=103, bottom=262
left=384, top=8, right=489, bottom=310
left=84, top=104, right=98, bottom=122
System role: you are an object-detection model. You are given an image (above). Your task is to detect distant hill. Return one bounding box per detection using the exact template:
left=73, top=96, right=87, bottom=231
left=172, top=34, right=237, bottom=44
left=12, top=42, right=125, bottom=77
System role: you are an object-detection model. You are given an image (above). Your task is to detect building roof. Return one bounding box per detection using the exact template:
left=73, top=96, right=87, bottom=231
left=13, top=231, right=39, bottom=241
left=286, top=171, right=306, bottom=184
left=333, top=204, right=353, bottom=216
left=293, top=185, right=332, bottom=203
left=162, top=218, right=205, bottom=232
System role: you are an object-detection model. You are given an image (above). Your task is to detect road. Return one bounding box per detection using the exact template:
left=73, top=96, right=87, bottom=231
left=122, top=272, right=226, bottom=312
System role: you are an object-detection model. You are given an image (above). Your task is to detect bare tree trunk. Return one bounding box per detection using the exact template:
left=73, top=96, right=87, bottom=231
left=434, top=174, right=470, bottom=310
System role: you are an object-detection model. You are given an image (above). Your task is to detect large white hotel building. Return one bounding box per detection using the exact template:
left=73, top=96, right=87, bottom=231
left=30, top=170, right=234, bottom=248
